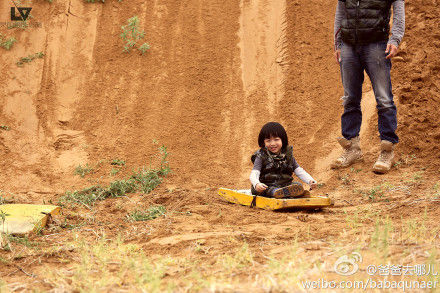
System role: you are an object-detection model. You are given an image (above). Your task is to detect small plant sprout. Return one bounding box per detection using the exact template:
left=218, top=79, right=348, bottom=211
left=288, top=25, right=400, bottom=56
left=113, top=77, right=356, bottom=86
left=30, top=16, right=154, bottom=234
left=138, top=43, right=150, bottom=55
left=126, top=206, right=166, bottom=221
left=120, top=16, right=150, bottom=54
left=110, top=168, right=120, bottom=176
left=111, top=159, right=126, bottom=166
left=0, top=210, right=7, bottom=225
left=0, top=126, right=10, bottom=131
left=60, top=144, right=170, bottom=207
left=16, top=52, right=44, bottom=67
left=74, top=164, right=94, bottom=178
left=0, top=34, right=17, bottom=50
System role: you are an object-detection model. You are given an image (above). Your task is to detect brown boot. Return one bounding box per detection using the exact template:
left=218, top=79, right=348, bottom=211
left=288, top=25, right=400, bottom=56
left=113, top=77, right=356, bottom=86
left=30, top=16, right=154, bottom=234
left=372, top=140, right=395, bottom=174
left=331, top=137, right=363, bottom=169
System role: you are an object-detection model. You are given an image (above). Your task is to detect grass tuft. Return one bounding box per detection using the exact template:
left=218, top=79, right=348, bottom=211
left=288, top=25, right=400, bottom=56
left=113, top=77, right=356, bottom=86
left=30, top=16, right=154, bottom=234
left=126, top=206, right=166, bottom=221
left=0, top=34, right=17, bottom=50
left=59, top=186, right=107, bottom=208
left=111, top=158, right=126, bottom=166
left=59, top=145, right=170, bottom=207
left=110, top=168, right=120, bottom=176
left=74, top=164, right=94, bottom=178
left=16, top=52, right=44, bottom=67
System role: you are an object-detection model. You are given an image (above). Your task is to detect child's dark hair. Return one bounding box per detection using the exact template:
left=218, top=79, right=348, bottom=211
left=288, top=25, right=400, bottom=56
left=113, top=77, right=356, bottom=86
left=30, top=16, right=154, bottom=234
left=258, top=122, right=289, bottom=149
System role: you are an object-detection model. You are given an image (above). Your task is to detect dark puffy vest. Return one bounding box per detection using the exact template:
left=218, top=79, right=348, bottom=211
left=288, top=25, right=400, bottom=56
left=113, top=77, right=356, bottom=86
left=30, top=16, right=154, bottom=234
left=251, top=146, right=294, bottom=187
left=340, top=0, right=393, bottom=45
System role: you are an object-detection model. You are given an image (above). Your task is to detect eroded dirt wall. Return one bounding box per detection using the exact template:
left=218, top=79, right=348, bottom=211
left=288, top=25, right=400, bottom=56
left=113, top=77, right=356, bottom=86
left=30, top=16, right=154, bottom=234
left=0, top=0, right=438, bottom=200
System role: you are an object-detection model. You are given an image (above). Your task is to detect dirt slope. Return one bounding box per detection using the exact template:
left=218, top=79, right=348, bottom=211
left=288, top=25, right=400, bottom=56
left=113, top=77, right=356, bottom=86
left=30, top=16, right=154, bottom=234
left=1, top=0, right=438, bottom=196
left=1, top=0, right=439, bottom=290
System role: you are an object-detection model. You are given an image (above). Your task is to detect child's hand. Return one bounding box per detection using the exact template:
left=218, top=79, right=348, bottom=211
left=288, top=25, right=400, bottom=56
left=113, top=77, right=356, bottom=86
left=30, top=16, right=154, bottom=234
left=255, top=183, right=268, bottom=193
left=309, top=180, right=317, bottom=190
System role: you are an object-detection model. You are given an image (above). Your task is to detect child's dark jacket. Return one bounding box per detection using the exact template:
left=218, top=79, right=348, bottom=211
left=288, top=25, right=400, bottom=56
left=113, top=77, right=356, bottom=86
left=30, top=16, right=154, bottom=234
left=251, top=145, right=299, bottom=188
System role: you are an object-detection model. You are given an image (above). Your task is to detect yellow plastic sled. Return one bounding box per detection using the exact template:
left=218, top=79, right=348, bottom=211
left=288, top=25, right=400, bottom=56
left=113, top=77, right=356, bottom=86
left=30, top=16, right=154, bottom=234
left=218, top=188, right=333, bottom=210
left=0, top=204, right=61, bottom=235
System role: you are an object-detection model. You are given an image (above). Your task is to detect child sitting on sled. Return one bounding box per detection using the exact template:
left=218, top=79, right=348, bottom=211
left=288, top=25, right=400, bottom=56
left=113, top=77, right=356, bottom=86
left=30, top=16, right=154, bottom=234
left=250, top=122, right=318, bottom=198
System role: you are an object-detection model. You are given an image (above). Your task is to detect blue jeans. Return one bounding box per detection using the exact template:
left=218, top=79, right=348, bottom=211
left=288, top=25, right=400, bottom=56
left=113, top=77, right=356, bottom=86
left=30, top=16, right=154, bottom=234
left=340, top=41, right=398, bottom=144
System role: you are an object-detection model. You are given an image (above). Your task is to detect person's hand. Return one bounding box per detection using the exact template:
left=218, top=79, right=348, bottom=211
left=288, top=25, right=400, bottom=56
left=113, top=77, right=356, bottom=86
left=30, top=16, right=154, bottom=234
left=334, top=49, right=341, bottom=63
left=309, top=180, right=318, bottom=190
left=255, top=183, right=268, bottom=193
left=385, top=43, right=398, bottom=59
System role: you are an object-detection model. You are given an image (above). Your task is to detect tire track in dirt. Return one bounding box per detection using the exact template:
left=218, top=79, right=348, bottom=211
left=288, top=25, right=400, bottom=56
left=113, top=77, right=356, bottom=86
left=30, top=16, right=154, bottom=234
left=280, top=0, right=346, bottom=186
left=74, top=0, right=245, bottom=189
left=236, top=0, right=288, bottom=184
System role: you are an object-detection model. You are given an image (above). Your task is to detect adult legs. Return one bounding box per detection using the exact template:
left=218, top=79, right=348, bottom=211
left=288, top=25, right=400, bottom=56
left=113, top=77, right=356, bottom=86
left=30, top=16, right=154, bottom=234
left=331, top=43, right=365, bottom=169
left=340, top=43, right=364, bottom=140
left=363, top=41, right=399, bottom=144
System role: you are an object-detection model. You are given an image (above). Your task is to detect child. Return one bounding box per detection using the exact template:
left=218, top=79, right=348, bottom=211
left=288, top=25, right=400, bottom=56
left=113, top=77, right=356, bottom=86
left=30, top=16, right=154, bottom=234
left=250, top=122, right=318, bottom=198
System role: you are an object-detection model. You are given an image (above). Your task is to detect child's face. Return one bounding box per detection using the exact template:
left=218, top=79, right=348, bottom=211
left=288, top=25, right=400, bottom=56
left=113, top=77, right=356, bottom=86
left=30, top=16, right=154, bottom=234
left=264, top=136, right=282, bottom=154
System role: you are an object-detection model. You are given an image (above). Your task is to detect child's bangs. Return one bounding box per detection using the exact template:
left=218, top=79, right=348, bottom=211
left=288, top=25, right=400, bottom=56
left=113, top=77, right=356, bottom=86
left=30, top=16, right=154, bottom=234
left=258, top=122, right=289, bottom=148
left=262, top=129, right=283, bottom=140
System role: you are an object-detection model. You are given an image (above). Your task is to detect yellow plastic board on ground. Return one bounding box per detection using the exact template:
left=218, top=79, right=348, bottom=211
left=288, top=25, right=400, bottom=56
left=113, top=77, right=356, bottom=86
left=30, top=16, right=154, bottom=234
left=0, top=204, right=60, bottom=235
left=218, top=188, right=333, bottom=210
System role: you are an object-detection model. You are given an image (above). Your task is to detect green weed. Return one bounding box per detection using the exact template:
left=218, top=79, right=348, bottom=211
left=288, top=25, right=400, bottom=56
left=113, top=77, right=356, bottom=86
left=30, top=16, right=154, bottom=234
left=402, top=171, right=424, bottom=187
left=110, top=168, right=120, bottom=176
left=59, top=186, right=107, bottom=208
left=350, top=167, right=362, bottom=173
left=126, top=206, right=166, bottom=221
left=106, top=179, right=136, bottom=197
left=0, top=125, right=10, bottom=131
left=59, top=180, right=136, bottom=208
left=59, top=145, right=170, bottom=207
left=16, top=52, right=44, bottom=67
left=338, top=173, right=351, bottom=186
left=358, top=182, right=395, bottom=201
left=111, top=158, right=126, bottom=166
left=363, top=186, right=384, bottom=201
left=0, top=34, right=17, bottom=50
left=138, top=43, right=150, bottom=55
left=120, top=16, right=150, bottom=53
left=0, top=210, right=7, bottom=225
left=74, top=164, right=94, bottom=178
left=7, top=234, right=39, bottom=248
left=131, top=168, right=163, bottom=193
left=130, top=145, right=170, bottom=193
